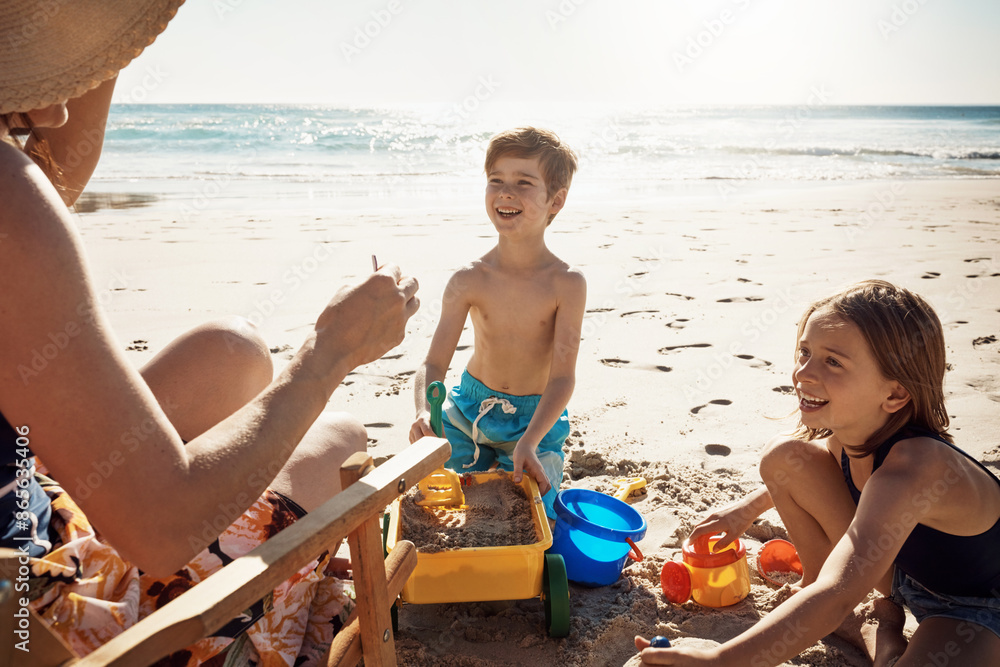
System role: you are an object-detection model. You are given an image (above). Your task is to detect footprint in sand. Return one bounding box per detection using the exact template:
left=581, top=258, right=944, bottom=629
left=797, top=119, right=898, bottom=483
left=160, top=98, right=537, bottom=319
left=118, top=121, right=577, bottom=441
left=705, top=444, right=732, bottom=457
left=735, top=354, right=773, bottom=368
left=588, top=307, right=615, bottom=314
left=365, top=422, right=393, bottom=429
left=655, top=365, right=673, bottom=373
left=690, top=399, right=732, bottom=415
left=921, top=272, right=941, bottom=279
left=621, top=310, right=659, bottom=318
left=658, top=343, right=712, bottom=354
left=667, top=319, right=689, bottom=329
left=973, top=335, right=997, bottom=348
left=717, top=296, right=765, bottom=303
left=599, top=358, right=631, bottom=368
left=772, top=385, right=794, bottom=395
left=665, top=293, right=696, bottom=301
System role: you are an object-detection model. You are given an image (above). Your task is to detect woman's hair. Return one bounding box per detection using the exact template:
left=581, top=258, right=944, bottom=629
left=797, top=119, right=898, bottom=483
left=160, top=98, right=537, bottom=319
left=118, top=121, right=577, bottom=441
left=793, top=279, right=951, bottom=457
left=0, top=112, right=63, bottom=187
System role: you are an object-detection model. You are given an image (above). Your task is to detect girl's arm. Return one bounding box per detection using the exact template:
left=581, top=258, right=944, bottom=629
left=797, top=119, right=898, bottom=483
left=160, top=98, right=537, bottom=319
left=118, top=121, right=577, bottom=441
left=0, top=148, right=418, bottom=576
left=512, top=269, right=586, bottom=493
left=409, top=269, right=471, bottom=442
left=27, top=77, right=117, bottom=206
left=638, top=447, right=934, bottom=666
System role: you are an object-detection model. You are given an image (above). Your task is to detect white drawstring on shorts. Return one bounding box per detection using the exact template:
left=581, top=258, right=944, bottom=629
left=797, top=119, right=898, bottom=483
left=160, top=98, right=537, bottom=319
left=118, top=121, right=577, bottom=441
left=463, top=397, right=517, bottom=469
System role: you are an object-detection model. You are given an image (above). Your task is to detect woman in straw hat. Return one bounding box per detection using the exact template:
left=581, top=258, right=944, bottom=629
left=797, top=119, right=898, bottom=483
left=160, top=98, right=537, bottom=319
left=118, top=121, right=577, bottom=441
left=0, top=1, right=419, bottom=663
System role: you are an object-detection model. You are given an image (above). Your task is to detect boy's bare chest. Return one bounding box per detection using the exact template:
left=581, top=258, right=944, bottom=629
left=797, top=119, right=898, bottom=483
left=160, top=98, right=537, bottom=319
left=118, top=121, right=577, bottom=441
left=469, top=277, right=558, bottom=333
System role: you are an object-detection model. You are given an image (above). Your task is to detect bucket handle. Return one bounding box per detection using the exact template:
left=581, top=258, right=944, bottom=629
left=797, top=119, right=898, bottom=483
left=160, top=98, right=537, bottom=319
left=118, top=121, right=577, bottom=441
left=626, top=537, right=643, bottom=563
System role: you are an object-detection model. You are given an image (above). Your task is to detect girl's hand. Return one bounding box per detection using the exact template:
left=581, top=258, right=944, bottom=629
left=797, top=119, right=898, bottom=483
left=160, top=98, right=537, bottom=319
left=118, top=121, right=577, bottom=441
left=634, top=636, right=719, bottom=665
left=513, top=439, right=550, bottom=495
left=409, top=412, right=435, bottom=443
left=688, top=491, right=766, bottom=550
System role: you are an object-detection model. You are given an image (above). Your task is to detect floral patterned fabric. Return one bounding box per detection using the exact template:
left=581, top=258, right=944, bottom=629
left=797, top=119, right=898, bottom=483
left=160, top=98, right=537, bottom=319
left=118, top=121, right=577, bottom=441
left=24, top=473, right=355, bottom=666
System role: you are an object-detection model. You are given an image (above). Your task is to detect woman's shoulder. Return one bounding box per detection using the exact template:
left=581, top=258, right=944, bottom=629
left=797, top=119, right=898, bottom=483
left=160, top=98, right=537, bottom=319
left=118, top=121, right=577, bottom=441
left=0, top=141, right=75, bottom=244
left=0, top=140, right=64, bottom=215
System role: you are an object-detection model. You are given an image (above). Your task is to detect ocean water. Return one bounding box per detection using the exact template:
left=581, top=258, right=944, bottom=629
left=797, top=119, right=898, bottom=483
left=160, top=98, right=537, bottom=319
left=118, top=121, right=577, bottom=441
left=88, top=104, right=1000, bottom=211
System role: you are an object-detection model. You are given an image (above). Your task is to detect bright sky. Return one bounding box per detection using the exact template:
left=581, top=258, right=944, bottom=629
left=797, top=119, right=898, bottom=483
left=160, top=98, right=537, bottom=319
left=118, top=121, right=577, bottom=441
left=115, top=0, right=1000, bottom=107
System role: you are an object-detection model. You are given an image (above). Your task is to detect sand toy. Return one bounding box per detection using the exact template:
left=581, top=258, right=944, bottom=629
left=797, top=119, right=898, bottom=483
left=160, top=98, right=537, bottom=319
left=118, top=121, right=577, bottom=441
left=385, top=382, right=572, bottom=637
left=661, top=533, right=751, bottom=607
left=757, top=538, right=803, bottom=586
left=612, top=476, right=648, bottom=501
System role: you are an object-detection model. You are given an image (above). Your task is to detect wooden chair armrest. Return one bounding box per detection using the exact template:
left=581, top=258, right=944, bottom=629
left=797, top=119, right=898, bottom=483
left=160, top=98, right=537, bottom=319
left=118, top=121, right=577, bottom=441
left=72, top=436, right=449, bottom=667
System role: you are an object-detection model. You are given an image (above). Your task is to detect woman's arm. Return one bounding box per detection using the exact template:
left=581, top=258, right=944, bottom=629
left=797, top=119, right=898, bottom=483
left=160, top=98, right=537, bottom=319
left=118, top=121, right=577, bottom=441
left=27, top=77, right=117, bottom=206
left=0, top=146, right=418, bottom=576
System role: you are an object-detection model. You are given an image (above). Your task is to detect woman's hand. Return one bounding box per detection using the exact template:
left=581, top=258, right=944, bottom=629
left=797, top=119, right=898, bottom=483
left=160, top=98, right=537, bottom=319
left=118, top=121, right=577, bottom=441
left=634, top=636, right=720, bottom=665
left=312, top=263, right=419, bottom=385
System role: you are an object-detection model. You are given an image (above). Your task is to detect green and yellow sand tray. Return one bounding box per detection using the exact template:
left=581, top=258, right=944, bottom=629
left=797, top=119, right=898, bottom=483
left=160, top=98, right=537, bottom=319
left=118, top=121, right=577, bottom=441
left=385, top=470, right=571, bottom=637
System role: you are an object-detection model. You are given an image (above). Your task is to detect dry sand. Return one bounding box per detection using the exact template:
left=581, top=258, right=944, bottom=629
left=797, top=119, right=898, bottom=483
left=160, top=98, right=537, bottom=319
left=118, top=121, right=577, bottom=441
left=81, top=178, right=1000, bottom=666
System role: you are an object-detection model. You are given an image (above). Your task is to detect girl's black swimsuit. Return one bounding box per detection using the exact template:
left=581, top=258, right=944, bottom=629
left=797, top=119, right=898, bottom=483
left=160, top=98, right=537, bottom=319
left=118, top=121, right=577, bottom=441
left=841, top=426, right=1000, bottom=597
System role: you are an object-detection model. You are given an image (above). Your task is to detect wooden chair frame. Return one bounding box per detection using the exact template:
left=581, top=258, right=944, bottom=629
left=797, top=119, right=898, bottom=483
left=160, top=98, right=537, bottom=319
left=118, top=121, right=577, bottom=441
left=0, top=436, right=450, bottom=667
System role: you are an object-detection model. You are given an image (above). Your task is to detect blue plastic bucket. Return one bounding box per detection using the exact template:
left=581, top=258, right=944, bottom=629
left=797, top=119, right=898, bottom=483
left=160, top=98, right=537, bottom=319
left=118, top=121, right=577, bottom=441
left=549, top=488, right=647, bottom=587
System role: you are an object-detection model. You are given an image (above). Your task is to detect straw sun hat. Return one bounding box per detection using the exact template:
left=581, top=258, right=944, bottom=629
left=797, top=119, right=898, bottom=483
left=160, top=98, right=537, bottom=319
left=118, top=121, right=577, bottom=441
left=0, top=0, right=185, bottom=115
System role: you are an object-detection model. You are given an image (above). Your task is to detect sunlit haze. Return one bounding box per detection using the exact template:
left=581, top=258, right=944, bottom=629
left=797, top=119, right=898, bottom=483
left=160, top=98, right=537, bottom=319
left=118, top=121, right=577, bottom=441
left=114, top=0, right=1000, bottom=108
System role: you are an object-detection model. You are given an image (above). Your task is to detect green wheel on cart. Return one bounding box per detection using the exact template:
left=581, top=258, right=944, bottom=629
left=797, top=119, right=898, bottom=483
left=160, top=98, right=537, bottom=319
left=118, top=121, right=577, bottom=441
left=542, top=553, right=570, bottom=638
left=381, top=512, right=399, bottom=633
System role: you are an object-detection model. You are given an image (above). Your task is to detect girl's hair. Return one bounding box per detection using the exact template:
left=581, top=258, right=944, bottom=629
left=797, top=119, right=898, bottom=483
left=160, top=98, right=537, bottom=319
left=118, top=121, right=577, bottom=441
left=0, top=112, right=64, bottom=187
left=793, top=279, right=951, bottom=457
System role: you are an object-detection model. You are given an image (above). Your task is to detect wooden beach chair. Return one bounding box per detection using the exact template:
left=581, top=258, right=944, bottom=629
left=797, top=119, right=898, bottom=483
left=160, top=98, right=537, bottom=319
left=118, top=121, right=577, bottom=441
left=0, top=436, right=450, bottom=667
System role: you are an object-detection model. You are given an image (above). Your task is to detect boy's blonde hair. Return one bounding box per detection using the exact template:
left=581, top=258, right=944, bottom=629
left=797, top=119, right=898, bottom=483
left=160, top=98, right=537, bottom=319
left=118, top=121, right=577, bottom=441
left=485, top=127, right=577, bottom=202
left=793, top=279, right=951, bottom=457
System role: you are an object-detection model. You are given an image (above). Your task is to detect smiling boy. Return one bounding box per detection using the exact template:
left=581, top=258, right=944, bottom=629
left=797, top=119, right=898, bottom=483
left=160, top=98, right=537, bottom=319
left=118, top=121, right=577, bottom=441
left=409, top=127, right=586, bottom=519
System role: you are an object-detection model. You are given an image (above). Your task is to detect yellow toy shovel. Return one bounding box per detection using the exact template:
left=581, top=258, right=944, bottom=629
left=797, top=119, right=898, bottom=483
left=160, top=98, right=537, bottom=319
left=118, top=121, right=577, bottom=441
left=415, top=381, right=466, bottom=508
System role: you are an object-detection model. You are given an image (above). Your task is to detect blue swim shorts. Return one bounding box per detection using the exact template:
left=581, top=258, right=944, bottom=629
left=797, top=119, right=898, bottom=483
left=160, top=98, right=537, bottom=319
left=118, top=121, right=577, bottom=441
left=891, top=567, right=1000, bottom=641
left=441, top=370, right=569, bottom=519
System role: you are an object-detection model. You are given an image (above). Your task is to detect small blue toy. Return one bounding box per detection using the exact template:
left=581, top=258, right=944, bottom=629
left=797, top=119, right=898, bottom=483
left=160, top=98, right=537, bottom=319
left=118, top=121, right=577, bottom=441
left=650, top=636, right=671, bottom=648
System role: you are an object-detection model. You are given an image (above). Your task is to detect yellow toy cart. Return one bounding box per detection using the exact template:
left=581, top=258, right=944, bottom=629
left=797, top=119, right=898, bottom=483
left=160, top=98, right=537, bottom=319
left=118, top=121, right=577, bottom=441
left=383, top=382, right=571, bottom=637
